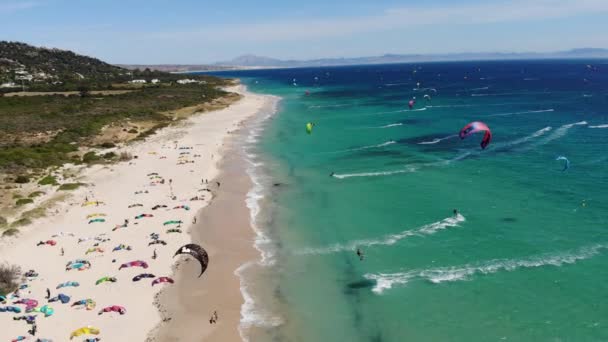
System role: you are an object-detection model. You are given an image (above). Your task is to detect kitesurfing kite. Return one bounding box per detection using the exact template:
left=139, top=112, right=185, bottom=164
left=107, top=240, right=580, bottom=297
left=151, top=277, right=174, bottom=286
left=459, top=121, right=492, bottom=149
left=174, top=244, right=209, bottom=278
left=98, top=305, right=126, bottom=315
left=70, top=326, right=100, bottom=340
left=306, top=122, right=315, bottom=135
left=556, top=156, right=570, bottom=171
left=119, top=260, right=148, bottom=270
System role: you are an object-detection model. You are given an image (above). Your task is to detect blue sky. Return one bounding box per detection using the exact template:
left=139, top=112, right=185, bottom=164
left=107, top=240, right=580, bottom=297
left=1, top=0, right=607, bottom=64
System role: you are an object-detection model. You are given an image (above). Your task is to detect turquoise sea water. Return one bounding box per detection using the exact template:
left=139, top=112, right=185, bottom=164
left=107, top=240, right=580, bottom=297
left=206, top=61, right=608, bottom=341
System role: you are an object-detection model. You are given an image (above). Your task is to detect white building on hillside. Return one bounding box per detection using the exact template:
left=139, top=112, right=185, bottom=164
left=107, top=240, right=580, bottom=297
left=176, top=79, right=197, bottom=84
left=130, top=79, right=147, bottom=84
left=151, top=79, right=160, bottom=84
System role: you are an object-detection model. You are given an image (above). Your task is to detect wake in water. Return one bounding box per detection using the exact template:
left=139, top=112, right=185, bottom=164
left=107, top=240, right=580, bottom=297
left=589, top=124, right=608, bottom=129
left=524, top=121, right=587, bottom=149
left=372, top=123, right=403, bottom=129
left=298, top=214, right=465, bottom=255
left=472, top=91, right=551, bottom=97
left=365, top=244, right=608, bottom=294
left=417, top=134, right=458, bottom=145
left=325, top=141, right=396, bottom=154
left=333, top=125, right=552, bottom=179
left=487, top=109, right=554, bottom=117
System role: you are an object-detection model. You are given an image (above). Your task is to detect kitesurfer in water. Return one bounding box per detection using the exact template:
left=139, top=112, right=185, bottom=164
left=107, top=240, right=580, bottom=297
left=330, top=172, right=335, bottom=177
left=356, top=248, right=364, bottom=261
left=453, top=209, right=459, bottom=217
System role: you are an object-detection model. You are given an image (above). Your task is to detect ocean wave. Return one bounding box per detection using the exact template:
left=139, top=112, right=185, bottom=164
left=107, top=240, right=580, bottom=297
left=589, top=124, right=608, bottom=129
left=384, top=82, right=410, bottom=87
left=365, top=244, right=607, bottom=294
left=332, top=167, right=417, bottom=179
left=487, top=109, right=554, bottom=117
left=417, top=134, right=458, bottom=145
left=298, top=214, right=465, bottom=255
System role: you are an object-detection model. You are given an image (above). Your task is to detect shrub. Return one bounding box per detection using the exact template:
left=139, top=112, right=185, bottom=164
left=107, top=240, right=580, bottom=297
left=15, top=175, right=29, bottom=184
left=15, top=198, right=34, bottom=206
left=119, top=152, right=132, bottom=161
left=0, top=216, right=6, bottom=228
left=28, top=191, right=45, bottom=198
left=38, top=175, right=58, bottom=186
left=2, top=228, right=20, bottom=237
left=10, top=218, right=31, bottom=227
left=103, top=152, right=116, bottom=159
left=0, top=263, right=21, bottom=295
left=100, top=142, right=116, bottom=148
left=128, top=128, right=138, bottom=134
left=82, top=151, right=100, bottom=163
left=12, top=193, right=23, bottom=199
left=58, top=183, right=83, bottom=191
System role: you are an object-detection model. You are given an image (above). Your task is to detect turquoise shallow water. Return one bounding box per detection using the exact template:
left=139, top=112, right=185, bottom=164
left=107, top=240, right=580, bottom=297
left=206, top=61, right=608, bottom=341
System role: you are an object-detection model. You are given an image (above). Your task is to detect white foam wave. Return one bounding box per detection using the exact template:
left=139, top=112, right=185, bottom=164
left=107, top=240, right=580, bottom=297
left=528, top=121, right=587, bottom=148
left=328, top=140, right=396, bottom=154
left=487, top=109, right=554, bottom=117
left=470, top=86, right=490, bottom=91
left=378, top=123, right=403, bottom=128
left=418, top=134, right=458, bottom=145
left=589, top=124, right=608, bottom=129
left=366, top=244, right=607, bottom=294
left=332, top=167, right=417, bottom=179
left=299, top=214, right=465, bottom=255
left=472, top=92, right=548, bottom=97
left=308, top=103, right=351, bottom=109
left=384, top=82, right=409, bottom=87
left=410, top=107, right=427, bottom=112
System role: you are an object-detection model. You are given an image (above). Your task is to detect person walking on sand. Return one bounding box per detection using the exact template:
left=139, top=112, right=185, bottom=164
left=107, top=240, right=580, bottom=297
left=60, top=248, right=64, bottom=256
left=45, top=288, right=50, bottom=300
left=193, top=217, right=197, bottom=224
left=213, top=310, right=218, bottom=322
left=152, top=249, right=157, bottom=260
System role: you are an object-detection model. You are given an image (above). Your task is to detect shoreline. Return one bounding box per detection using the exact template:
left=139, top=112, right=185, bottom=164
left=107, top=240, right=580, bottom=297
left=0, top=84, right=275, bottom=341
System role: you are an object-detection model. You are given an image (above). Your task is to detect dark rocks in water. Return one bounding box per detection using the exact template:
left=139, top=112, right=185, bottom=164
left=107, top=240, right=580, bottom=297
left=273, top=183, right=283, bottom=187
left=346, top=279, right=375, bottom=290
left=501, top=217, right=517, bottom=223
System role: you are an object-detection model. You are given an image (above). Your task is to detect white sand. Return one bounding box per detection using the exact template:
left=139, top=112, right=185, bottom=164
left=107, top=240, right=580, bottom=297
left=0, top=85, right=270, bottom=341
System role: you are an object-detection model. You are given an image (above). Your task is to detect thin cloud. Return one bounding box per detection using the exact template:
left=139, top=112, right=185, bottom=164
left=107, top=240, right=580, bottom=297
left=0, top=1, right=40, bottom=13
left=149, top=0, right=608, bottom=42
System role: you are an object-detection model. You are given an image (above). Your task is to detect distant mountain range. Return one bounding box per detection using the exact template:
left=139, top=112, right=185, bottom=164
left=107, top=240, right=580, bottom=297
left=216, top=49, right=608, bottom=68
left=117, top=48, right=608, bottom=73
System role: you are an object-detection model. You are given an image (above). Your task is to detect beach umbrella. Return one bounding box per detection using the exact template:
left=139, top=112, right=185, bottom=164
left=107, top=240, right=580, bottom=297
left=151, top=277, right=174, bottom=286
left=88, top=218, right=105, bottom=224
left=70, top=326, right=100, bottom=340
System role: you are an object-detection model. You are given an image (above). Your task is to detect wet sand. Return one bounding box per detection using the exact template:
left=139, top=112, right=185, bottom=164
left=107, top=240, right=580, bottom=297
left=151, top=134, right=257, bottom=341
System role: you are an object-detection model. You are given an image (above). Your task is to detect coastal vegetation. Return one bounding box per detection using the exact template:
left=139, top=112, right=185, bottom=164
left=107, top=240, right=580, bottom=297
left=0, top=41, right=239, bottom=232
left=0, top=263, right=21, bottom=295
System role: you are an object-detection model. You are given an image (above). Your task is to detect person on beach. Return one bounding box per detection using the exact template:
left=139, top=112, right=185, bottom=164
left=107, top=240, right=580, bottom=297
left=193, top=217, right=197, bottom=224
left=152, top=249, right=157, bottom=260
left=214, top=310, right=218, bottom=321
left=45, top=288, right=50, bottom=300
left=60, top=247, right=64, bottom=256
left=216, top=181, right=221, bottom=187
left=356, top=248, right=364, bottom=261
left=124, top=219, right=129, bottom=227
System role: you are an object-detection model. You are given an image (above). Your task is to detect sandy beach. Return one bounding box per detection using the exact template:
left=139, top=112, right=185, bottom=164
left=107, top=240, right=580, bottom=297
left=0, top=84, right=273, bottom=341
